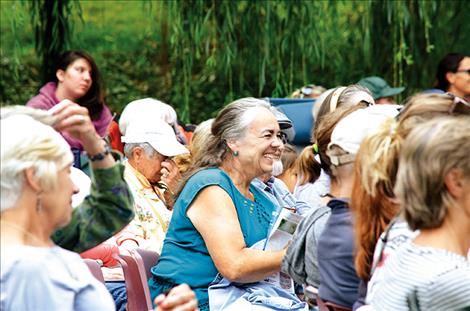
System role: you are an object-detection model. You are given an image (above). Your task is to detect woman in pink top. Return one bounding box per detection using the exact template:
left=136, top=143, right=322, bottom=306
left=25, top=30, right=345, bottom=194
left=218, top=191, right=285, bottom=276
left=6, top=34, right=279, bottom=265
left=27, top=50, right=112, bottom=151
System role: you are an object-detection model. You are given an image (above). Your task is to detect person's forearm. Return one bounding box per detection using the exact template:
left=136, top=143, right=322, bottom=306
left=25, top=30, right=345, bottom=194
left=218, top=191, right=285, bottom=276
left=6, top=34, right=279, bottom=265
left=219, top=248, right=286, bottom=283
left=52, top=164, right=134, bottom=252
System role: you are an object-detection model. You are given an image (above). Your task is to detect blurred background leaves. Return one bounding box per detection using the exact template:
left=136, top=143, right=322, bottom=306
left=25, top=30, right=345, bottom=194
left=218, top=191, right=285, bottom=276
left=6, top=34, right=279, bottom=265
left=1, top=0, right=469, bottom=123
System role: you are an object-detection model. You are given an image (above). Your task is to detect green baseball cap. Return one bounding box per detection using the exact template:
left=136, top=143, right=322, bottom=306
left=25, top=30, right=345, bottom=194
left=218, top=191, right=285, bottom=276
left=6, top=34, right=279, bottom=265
left=358, top=76, right=405, bottom=100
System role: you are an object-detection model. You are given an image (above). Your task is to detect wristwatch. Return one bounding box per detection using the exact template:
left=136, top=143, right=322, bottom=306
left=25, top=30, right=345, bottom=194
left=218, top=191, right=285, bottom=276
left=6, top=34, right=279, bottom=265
left=88, top=143, right=111, bottom=162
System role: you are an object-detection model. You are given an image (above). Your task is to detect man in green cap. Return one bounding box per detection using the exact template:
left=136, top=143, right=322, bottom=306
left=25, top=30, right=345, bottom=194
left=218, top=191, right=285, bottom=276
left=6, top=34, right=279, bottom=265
left=358, top=76, right=405, bottom=105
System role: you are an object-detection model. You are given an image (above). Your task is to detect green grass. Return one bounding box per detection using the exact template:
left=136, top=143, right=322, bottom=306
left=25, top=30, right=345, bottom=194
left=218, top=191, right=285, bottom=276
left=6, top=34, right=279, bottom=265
left=1, top=0, right=160, bottom=59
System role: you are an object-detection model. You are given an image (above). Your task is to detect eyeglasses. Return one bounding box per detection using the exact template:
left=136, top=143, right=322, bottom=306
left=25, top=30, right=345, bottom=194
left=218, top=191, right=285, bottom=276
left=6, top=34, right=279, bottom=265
left=455, top=69, right=470, bottom=74
left=447, top=93, right=470, bottom=114
left=279, top=132, right=288, bottom=144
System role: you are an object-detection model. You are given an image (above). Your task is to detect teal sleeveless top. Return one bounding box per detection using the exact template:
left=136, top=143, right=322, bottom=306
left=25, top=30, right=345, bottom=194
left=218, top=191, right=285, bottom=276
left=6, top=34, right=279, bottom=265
left=148, top=168, right=277, bottom=310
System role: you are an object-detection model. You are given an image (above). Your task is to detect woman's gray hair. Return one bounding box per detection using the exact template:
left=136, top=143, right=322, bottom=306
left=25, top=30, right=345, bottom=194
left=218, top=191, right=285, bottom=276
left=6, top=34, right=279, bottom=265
left=395, top=116, right=470, bottom=230
left=1, top=105, right=58, bottom=126
left=124, top=142, right=158, bottom=159
left=172, top=98, right=274, bottom=201
left=1, top=110, right=73, bottom=211
left=189, top=97, right=272, bottom=167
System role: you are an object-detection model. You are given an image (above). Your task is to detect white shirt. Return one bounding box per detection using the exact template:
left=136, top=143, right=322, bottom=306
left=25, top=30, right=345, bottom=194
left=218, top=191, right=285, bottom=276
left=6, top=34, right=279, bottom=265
left=370, top=241, right=470, bottom=311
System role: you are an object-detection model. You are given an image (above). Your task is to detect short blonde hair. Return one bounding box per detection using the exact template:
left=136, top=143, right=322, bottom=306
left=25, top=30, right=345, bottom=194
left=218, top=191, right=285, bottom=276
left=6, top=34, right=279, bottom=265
left=395, top=116, right=470, bottom=230
left=190, top=118, right=214, bottom=162
left=1, top=112, right=73, bottom=211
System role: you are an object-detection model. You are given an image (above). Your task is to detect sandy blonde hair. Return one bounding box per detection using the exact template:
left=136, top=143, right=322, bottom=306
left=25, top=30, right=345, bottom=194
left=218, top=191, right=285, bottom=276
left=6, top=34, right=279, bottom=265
left=396, top=116, right=470, bottom=230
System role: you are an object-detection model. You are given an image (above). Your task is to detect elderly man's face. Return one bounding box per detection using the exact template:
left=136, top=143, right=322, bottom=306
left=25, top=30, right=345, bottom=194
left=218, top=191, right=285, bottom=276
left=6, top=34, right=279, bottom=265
left=135, top=148, right=167, bottom=183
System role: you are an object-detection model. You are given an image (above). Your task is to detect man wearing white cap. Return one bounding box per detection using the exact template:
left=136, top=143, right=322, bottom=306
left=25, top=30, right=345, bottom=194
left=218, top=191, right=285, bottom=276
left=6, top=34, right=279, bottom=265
left=81, top=118, right=189, bottom=310
left=117, top=118, right=189, bottom=254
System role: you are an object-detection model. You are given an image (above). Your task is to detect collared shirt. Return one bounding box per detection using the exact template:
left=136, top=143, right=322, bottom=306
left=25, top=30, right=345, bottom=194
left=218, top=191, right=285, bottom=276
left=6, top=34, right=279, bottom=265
left=52, top=163, right=134, bottom=253
left=116, top=161, right=172, bottom=253
left=252, top=177, right=311, bottom=216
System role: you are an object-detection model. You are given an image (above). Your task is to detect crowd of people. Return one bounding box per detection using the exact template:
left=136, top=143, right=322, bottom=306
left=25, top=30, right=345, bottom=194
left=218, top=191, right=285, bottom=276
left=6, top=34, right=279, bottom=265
left=1, top=50, right=469, bottom=311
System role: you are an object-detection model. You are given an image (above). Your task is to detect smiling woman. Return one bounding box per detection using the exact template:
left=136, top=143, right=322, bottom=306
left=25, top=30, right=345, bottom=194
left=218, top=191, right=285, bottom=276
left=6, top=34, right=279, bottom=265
left=26, top=50, right=112, bottom=152
left=148, top=98, right=286, bottom=310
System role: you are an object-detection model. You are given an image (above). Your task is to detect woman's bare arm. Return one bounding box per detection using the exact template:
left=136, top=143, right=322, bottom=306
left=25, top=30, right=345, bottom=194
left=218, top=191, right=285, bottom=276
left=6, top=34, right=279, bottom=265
left=187, top=185, right=285, bottom=283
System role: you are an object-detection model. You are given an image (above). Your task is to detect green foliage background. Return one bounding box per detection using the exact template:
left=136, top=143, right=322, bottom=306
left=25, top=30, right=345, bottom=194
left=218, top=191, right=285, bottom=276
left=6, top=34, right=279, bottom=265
left=1, top=0, right=469, bottom=123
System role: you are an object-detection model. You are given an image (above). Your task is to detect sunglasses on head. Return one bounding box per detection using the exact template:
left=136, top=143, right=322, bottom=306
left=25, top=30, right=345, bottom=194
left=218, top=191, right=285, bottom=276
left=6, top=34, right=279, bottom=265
left=396, top=93, right=470, bottom=120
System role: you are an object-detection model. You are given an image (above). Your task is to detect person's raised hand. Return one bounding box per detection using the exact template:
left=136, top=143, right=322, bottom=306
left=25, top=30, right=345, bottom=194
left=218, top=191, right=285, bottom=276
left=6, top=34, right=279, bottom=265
left=49, top=100, right=114, bottom=168
left=49, top=100, right=101, bottom=151
left=160, top=158, right=181, bottom=191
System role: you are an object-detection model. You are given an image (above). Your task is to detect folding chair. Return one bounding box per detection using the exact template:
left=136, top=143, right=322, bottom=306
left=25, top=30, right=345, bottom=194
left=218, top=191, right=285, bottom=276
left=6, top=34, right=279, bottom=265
left=133, top=248, right=159, bottom=280
left=83, top=258, right=105, bottom=283
left=114, top=254, right=153, bottom=311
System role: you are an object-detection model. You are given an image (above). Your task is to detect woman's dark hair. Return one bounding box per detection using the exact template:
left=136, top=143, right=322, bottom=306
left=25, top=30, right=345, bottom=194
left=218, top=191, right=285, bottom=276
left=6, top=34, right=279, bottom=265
left=54, top=50, right=106, bottom=120
left=434, top=53, right=467, bottom=92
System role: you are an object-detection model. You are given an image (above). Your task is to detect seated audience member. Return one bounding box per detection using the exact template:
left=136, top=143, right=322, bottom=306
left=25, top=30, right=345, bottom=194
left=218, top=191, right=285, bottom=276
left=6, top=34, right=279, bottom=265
left=358, top=76, right=405, bottom=105
left=80, top=118, right=188, bottom=310
left=1, top=102, right=134, bottom=254
left=315, top=105, right=399, bottom=309
left=293, top=144, right=322, bottom=210
left=277, top=143, right=298, bottom=193
left=296, top=84, right=374, bottom=211
left=433, top=52, right=470, bottom=100
left=148, top=98, right=287, bottom=310
left=0, top=110, right=115, bottom=310
left=352, top=93, right=470, bottom=307
left=291, top=84, right=326, bottom=99
left=174, top=118, right=215, bottom=176
left=282, top=104, right=368, bottom=290
left=371, top=117, right=470, bottom=310
left=26, top=51, right=112, bottom=164
left=118, top=119, right=189, bottom=253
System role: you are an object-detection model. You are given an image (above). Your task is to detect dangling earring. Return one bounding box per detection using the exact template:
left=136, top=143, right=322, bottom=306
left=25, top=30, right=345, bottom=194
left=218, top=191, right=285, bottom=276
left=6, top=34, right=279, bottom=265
left=36, top=194, right=43, bottom=213
left=233, top=151, right=239, bottom=157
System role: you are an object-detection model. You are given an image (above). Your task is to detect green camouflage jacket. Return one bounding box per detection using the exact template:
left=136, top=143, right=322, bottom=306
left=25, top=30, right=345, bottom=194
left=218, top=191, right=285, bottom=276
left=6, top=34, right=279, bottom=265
left=52, top=164, right=134, bottom=253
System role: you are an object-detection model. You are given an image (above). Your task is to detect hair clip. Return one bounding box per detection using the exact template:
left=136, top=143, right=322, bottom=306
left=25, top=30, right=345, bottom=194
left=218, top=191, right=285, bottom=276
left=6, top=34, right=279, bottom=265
left=312, top=143, right=319, bottom=154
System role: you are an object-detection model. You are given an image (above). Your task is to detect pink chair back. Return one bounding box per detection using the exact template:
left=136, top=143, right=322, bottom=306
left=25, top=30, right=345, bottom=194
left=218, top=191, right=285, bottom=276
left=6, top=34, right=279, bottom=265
left=133, top=248, right=159, bottom=280
left=114, top=254, right=153, bottom=311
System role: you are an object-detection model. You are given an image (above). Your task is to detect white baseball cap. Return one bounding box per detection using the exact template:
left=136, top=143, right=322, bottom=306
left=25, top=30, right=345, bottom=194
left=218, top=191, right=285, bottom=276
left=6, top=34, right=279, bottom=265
left=119, top=98, right=178, bottom=135
left=327, top=105, right=400, bottom=165
left=121, top=119, right=189, bottom=157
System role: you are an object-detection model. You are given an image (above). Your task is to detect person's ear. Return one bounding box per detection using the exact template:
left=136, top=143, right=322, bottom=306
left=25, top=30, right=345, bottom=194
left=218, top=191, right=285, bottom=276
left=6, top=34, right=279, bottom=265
left=56, top=69, right=65, bottom=83
left=444, top=168, right=464, bottom=199
left=446, top=72, right=456, bottom=85
left=132, top=147, right=144, bottom=162
left=24, top=167, right=42, bottom=193
left=225, top=139, right=239, bottom=156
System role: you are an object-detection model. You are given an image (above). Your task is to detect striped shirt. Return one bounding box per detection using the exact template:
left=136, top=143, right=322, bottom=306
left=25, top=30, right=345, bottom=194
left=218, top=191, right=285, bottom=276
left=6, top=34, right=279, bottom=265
left=370, top=241, right=470, bottom=311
